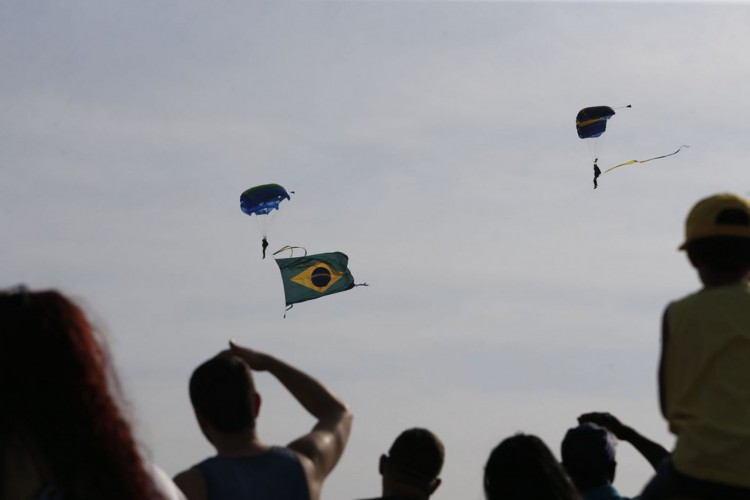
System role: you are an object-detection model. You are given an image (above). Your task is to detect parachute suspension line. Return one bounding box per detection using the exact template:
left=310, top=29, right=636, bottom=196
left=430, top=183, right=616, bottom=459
left=585, top=134, right=603, bottom=166
left=272, top=246, right=308, bottom=258
left=283, top=304, right=293, bottom=318
left=255, top=215, right=268, bottom=238
left=255, top=211, right=280, bottom=238
left=592, top=140, right=599, bottom=166
left=612, top=104, right=632, bottom=110
left=268, top=210, right=278, bottom=226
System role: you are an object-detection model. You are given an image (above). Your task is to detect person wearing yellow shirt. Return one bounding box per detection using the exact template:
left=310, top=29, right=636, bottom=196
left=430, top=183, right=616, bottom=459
left=641, top=193, right=750, bottom=500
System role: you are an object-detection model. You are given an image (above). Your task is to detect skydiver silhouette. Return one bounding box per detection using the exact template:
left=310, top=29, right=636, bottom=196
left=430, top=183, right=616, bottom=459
left=593, top=160, right=601, bottom=189
left=262, top=237, right=268, bottom=259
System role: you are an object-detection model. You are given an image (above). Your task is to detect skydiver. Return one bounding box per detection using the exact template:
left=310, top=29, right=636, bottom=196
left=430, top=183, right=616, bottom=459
left=262, top=237, right=268, bottom=259
left=593, top=160, right=601, bottom=189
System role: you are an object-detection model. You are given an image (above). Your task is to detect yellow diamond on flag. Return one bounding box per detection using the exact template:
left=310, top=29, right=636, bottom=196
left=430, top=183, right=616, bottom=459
left=290, top=261, right=344, bottom=293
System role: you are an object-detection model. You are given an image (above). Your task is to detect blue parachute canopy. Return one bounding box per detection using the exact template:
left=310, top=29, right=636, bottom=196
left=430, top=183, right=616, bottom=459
left=576, top=106, right=616, bottom=139
left=240, top=184, right=290, bottom=216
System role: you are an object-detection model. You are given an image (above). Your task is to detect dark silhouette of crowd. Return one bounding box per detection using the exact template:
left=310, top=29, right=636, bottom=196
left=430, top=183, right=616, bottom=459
left=3, top=192, right=750, bottom=499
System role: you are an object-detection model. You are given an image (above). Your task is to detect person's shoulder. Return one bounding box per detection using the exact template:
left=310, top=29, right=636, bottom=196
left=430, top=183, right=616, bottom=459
left=268, top=445, right=313, bottom=478
left=173, top=465, right=206, bottom=500
left=668, top=287, right=710, bottom=314
left=268, top=445, right=301, bottom=460
left=352, top=497, right=411, bottom=500
left=676, top=283, right=750, bottom=305
left=147, top=463, right=188, bottom=500
left=582, top=483, right=631, bottom=500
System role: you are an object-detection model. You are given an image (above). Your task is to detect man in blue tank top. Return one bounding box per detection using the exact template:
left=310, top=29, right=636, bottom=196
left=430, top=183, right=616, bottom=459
left=174, top=341, right=353, bottom=500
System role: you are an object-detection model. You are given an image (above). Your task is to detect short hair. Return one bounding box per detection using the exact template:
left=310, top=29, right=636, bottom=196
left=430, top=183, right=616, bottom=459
left=484, top=433, right=580, bottom=500
left=386, top=428, right=445, bottom=486
left=189, top=354, right=256, bottom=432
left=561, top=423, right=617, bottom=490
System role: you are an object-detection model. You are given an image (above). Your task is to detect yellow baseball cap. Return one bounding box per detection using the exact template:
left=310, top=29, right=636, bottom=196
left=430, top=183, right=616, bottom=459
left=680, top=193, right=750, bottom=250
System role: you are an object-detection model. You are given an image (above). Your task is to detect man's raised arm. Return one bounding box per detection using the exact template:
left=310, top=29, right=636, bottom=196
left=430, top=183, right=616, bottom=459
left=228, top=341, right=353, bottom=498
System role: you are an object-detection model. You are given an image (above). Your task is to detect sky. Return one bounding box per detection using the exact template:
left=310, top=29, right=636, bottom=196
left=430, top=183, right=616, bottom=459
left=3, top=1, right=750, bottom=498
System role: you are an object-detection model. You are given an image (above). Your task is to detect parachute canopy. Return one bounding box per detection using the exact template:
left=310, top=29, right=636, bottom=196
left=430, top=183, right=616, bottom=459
left=240, top=184, right=290, bottom=216
left=576, top=106, right=616, bottom=139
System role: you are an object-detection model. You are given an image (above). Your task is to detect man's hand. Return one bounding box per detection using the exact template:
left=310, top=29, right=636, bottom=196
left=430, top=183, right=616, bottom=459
left=578, top=412, right=629, bottom=440
left=228, top=340, right=273, bottom=371
left=577, top=411, right=669, bottom=470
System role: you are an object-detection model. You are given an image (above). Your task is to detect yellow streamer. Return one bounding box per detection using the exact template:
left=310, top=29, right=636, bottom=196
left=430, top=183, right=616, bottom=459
left=603, top=145, right=689, bottom=174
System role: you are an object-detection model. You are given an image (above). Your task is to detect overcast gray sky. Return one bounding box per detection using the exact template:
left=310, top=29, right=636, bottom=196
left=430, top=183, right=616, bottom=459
left=3, top=1, right=750, bottom=498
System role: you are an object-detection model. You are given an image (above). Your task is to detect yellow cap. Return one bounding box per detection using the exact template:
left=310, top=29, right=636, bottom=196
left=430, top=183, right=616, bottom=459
left=680, top=193, right=750, bottom=250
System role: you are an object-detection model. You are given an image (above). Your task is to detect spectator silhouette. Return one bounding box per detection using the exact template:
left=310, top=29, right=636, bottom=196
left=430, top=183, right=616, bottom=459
left=356, top=427, right=444, bottom=500
left=640, top=193, right=750, bottom=499
left=562, top=413, right=668, bottom=499
left=484, top=433, right=581, bottom=500
left=174, top=341, right=353, bottom=500
left=0, top=286, right=185, bottom=500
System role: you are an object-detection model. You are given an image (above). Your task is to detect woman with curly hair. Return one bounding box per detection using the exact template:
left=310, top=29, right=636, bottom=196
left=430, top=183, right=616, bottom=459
left=0, top=287, right=185, bottom=499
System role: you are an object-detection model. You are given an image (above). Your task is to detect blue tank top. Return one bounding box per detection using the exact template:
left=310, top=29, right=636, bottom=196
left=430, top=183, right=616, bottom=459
left=197, top=446, right=310, bottom=500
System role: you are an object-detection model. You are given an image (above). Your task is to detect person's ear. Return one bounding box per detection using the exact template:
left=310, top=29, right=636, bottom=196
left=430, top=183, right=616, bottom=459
left=686, top=248, right=701, bottom=269
left=194, top=410, right=216, bottom=445
left=429, top=477, right=442, bottom=495
left=254, top=392, right=262, bottom=418
left=608, top=461, right=617, bottom=483
left=379, top=454, right=388, bottom=475
left=194, top=409, right=208, bottom=430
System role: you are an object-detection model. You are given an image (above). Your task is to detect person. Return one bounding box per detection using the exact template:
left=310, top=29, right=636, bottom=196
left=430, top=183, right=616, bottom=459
left=484, top=433, right=581, bottom=500
left=593, top=162, right=601, bottom=189
left=0, top=286, right=185, bottom=500
left=356, top=427, right=445, bottom=500
left=262, top=237, right=269, bottom=259
left=640, top=193, right=750, bottom=499
left=561, top=413, right=668, bottom=500
left=174, top=341, right=353, bottom=500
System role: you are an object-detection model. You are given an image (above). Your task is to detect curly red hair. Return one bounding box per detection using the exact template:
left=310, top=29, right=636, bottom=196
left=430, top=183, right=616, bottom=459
left=0, top=288, right=164, bottom=499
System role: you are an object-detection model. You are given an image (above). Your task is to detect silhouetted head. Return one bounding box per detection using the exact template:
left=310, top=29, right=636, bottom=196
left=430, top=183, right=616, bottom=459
left=484, top=433, right=580, bottom=500
left=380, top=427, right=445, bottom=497
left=561, top=423, right=617, bottom=491
left=0, top=286, right=160, bottom=499
left=679, top=193, right=750, bottom=278
left=189, top=353, right=258, bottom=433
left=1, top=288, right=110, bottom=418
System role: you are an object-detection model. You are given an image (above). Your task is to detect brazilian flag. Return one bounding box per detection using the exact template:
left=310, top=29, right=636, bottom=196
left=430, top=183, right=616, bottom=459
left=274, top=252, right=355, bottom=306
